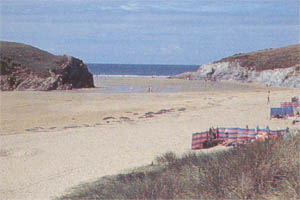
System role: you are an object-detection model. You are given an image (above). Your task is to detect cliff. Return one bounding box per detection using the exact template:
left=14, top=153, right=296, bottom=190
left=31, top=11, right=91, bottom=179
left=173, top=44, right=300, bottom=88
left=0, top=41, right=94, bottom=91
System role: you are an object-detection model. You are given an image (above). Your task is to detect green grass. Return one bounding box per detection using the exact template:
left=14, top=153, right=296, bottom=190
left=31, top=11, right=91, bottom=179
left=59, top=129, right=300, bottom=200
left=219, top=44, right=300, bottom=71
left=0, top=41, right=64, bottom=77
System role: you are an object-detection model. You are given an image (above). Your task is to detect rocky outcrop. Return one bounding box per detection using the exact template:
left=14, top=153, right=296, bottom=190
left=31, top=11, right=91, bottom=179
left=173, top=62, right=300, bottom=88
left=173, top=44, right=300, bottom=88
left=0, top=42, right=94, bottom=91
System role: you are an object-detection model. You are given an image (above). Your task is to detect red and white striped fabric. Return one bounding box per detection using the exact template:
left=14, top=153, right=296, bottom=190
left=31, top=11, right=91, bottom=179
left=237, top=129, right=249, bottom=143
left=191, top=127, right=287, bottom=150
left=191, top=131, right=208, bottom=150
left=281, top=102, right=299, bottom=108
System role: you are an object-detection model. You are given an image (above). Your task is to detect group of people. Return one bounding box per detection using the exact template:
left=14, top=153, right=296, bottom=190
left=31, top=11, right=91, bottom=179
left=208, top=127, right=219, bottom=141
left=254, top=126, right=271, bottom=142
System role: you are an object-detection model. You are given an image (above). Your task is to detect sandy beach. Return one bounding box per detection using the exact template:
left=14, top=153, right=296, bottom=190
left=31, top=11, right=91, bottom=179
left=1, top=77, right=299, bottom=200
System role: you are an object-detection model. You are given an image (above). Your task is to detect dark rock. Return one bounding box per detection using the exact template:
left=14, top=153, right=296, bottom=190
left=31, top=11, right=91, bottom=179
left=57, top=56, right=94, bottom=89
left=103, top=117, right=115, bottom=120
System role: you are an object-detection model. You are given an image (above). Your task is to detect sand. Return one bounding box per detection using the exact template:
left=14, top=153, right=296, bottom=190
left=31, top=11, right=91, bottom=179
left=0, top=77, right=299, bottom=200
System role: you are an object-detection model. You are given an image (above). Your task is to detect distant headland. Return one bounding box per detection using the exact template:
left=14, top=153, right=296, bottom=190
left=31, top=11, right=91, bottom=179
left=173, top=44, right=300, bottom=88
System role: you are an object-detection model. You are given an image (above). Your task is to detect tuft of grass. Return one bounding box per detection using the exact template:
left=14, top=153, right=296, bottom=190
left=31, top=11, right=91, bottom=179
left=155, top=151, right=178, bottom=165
left=59, top=129, right=300, bottom=200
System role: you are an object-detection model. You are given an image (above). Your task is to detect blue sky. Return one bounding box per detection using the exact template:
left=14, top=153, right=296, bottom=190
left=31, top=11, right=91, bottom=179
left=1, top=0, right=299, bottom=64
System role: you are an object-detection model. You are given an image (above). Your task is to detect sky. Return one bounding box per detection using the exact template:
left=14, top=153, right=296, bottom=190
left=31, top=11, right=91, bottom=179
left=1, top=0, right=299, bottom=65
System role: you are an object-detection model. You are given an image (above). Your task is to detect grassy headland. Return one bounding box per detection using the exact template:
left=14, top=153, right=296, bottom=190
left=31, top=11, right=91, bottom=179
left=0, top=41, right=94, bottom=90
left=0, top=41, right=63, bottom=77
left=218, top=44, right=300, bottom=71
left=59, top=129, right=300, bottom=200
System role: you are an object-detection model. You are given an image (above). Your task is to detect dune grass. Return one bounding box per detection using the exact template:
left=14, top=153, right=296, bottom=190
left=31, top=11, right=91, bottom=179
left=59, top=129, right=300, bottom=199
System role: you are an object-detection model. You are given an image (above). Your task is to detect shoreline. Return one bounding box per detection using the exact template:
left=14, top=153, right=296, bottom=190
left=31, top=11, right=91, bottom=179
left=93, top=74, right=171, bottom=78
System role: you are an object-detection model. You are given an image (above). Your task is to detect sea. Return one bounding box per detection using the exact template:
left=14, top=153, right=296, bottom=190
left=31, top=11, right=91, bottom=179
left=87, top=63, right=199, bottom=93
left=87, top=64, right=199, bottom=76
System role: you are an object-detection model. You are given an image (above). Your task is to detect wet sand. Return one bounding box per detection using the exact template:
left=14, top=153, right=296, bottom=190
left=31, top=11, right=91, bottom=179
left=0, top=77, right=299, bottom=199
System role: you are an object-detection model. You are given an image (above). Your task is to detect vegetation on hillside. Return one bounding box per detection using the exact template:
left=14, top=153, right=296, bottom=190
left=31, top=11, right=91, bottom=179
left=59, top=129, right=300, bottom=200
left=218, top=44, right=300, bottom=71
left=0, top=41, right=64, bottom=77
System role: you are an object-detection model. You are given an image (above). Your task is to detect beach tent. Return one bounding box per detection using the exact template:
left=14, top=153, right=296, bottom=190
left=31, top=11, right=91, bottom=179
left=283, top=106, right=294, bottom=116
left=281, top=100, right=299, bottom=116
left=270, top=108, right=285, bottom=118
left=270, top=107, right=293, bottom=118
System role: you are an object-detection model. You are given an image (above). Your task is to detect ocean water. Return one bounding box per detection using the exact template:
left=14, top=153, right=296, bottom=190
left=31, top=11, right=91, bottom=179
left=87, top=63, right=200, bottom=93
left=87, top=64, right=199, bottom=76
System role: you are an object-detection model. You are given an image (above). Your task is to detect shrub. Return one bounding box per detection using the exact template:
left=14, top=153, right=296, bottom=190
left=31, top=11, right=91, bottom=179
left=155, top=151, right=178, bottom=165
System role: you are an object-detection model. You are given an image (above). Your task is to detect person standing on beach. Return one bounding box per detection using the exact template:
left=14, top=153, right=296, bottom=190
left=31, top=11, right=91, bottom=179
left=267, top=90, right=270, bottom=104
left=209, top=128, right=214, bottom=142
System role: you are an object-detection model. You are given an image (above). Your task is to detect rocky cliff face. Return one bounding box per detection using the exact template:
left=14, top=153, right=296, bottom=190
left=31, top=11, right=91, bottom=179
left=0, top=42, right=94, bottom=91
left=173, top=44, right=300, bottom=88
left=173, top=62, right=299, bottom=88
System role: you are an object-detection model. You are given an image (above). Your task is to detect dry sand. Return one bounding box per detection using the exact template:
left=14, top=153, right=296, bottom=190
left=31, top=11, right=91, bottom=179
left=0, top=77, right=299, bottom=199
